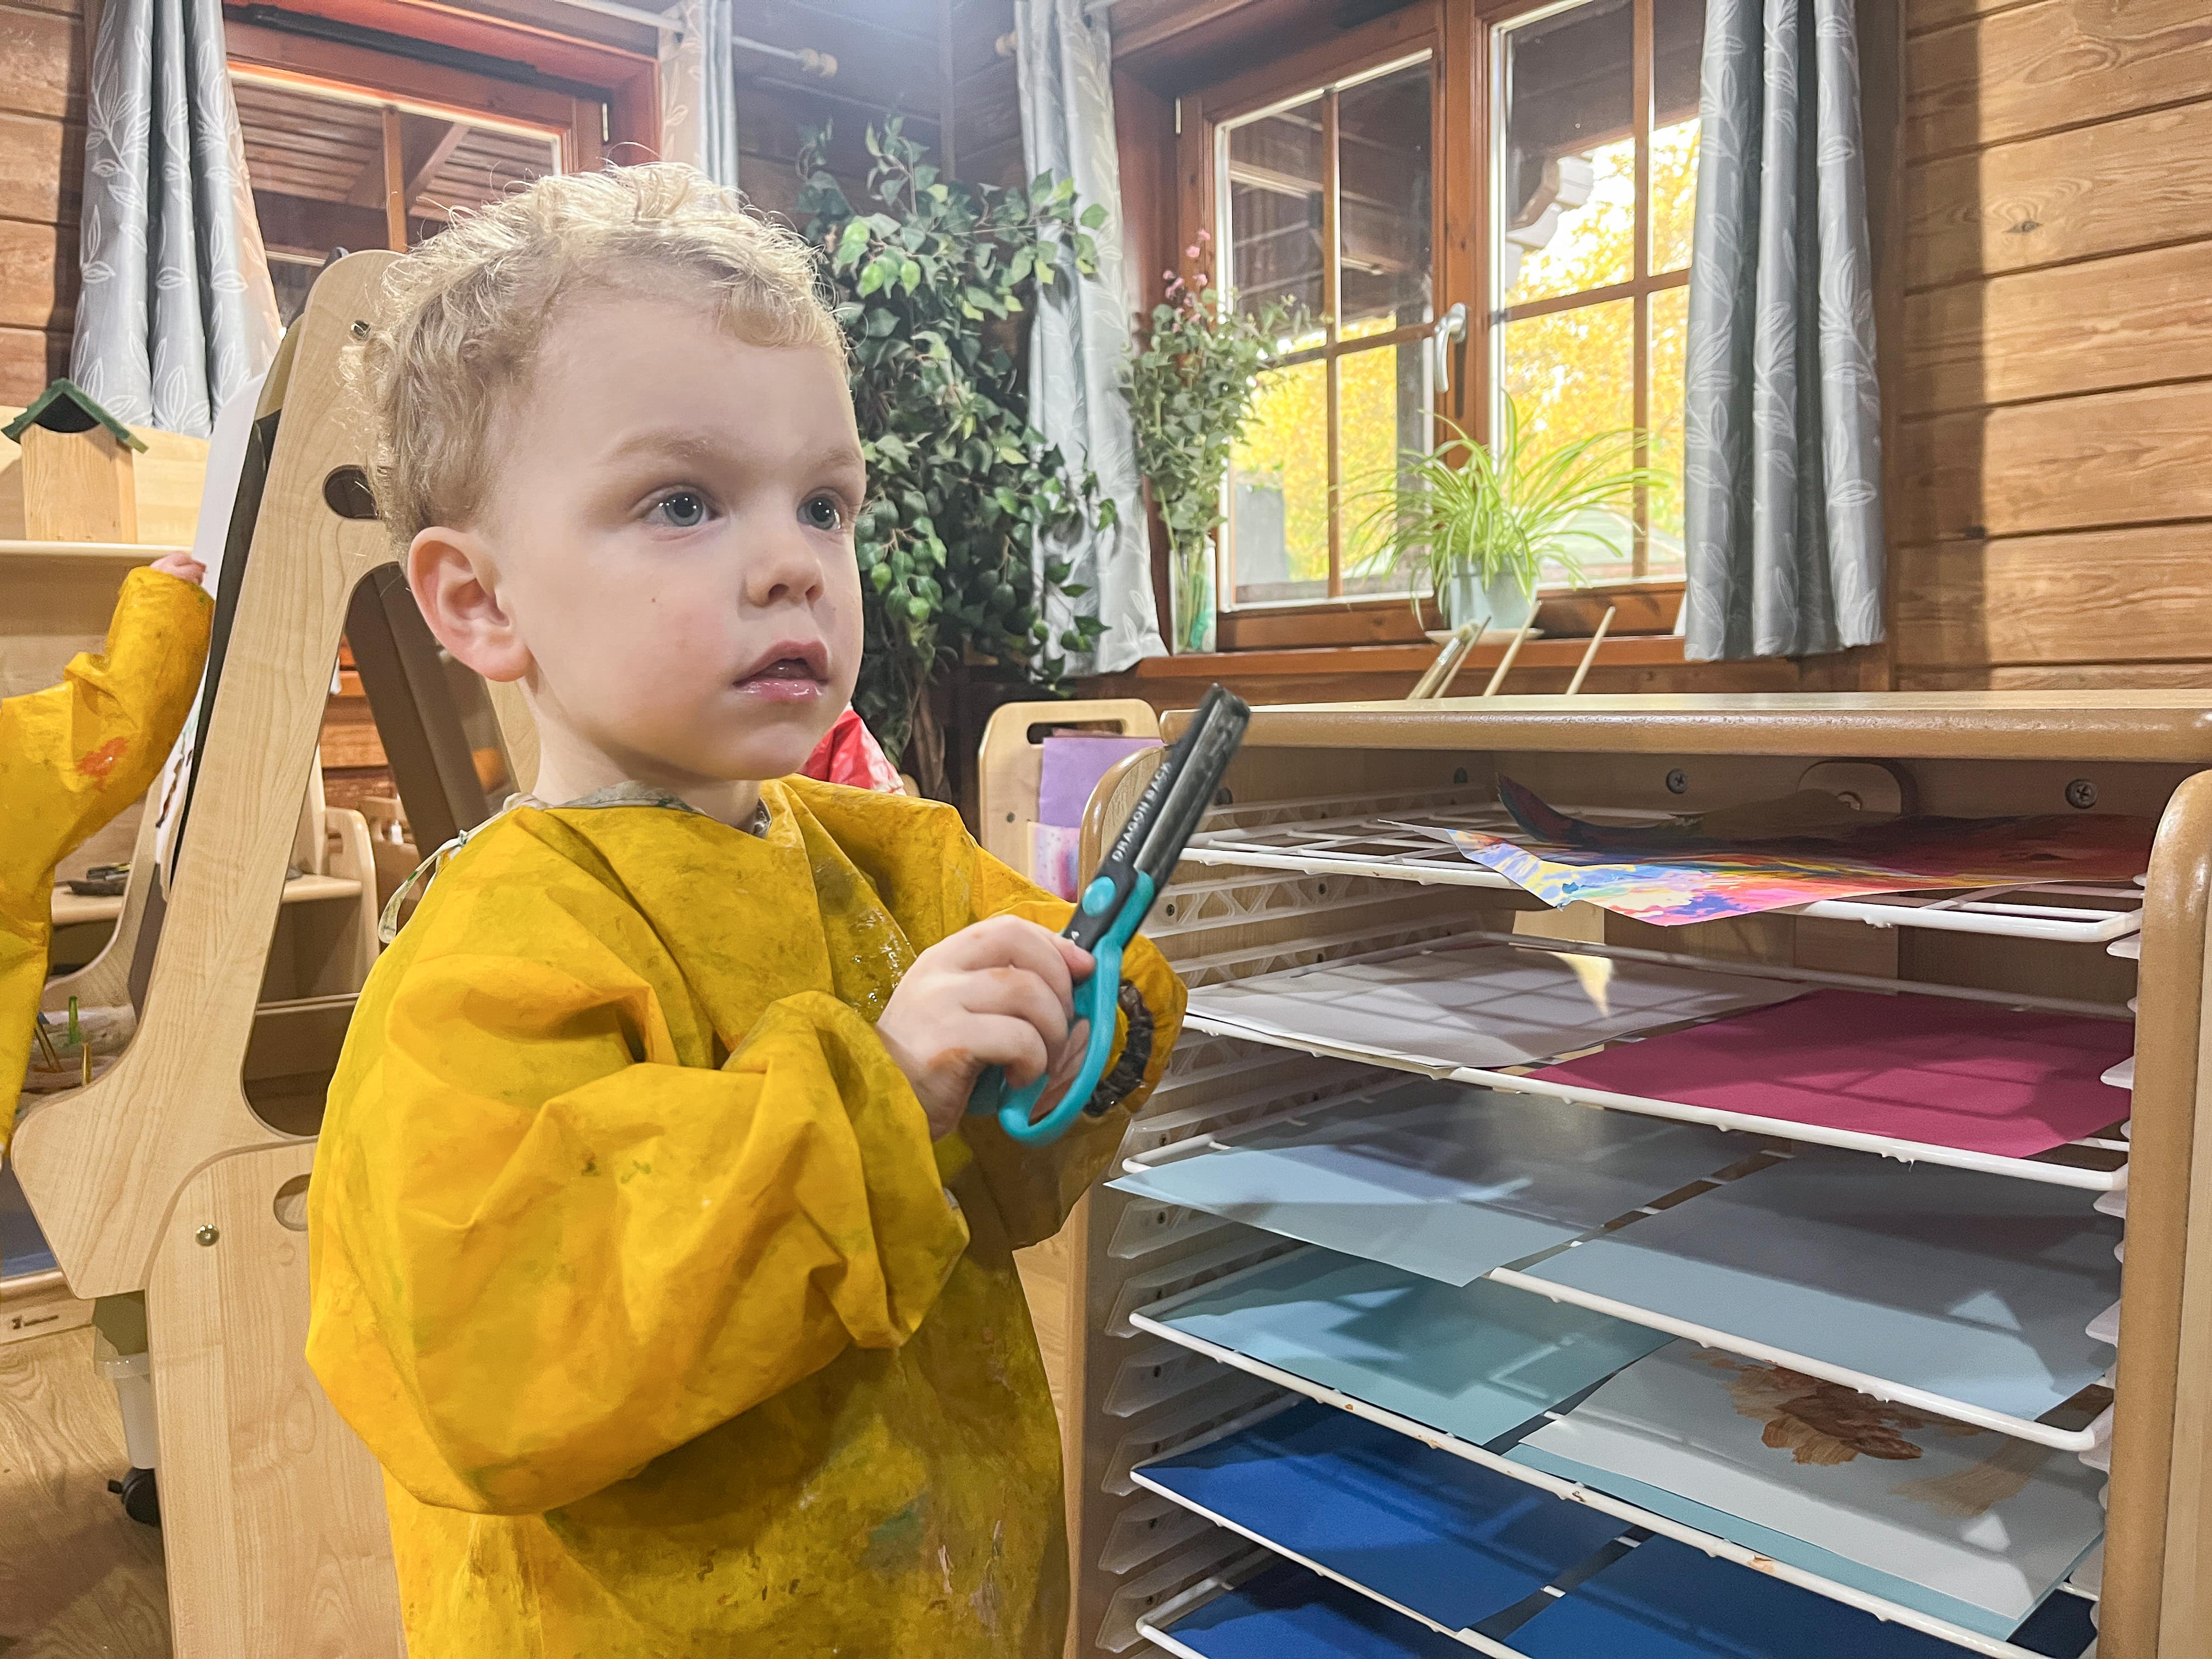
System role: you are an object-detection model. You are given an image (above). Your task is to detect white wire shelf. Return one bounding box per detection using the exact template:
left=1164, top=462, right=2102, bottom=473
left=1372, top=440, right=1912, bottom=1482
left=1181, top=800, right=2147, bottom=946
left=1184, top=932, right=2132, bottom=1192
left=1128, top=1299, right=2075, bottom=1659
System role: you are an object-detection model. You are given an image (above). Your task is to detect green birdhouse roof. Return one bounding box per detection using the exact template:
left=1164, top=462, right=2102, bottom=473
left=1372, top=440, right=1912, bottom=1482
left=1, top=377, right=148, bottom=452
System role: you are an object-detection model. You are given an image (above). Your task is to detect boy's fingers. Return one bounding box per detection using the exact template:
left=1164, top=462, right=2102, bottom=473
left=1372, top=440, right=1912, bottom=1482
left=960, top=1013, right=1052, bottom=1088
left=944, top=917, right=1078, bottom=1017
left=962, top=967, right=1070, bottom=1049
left=1054, top=936, right=1095, bottom=981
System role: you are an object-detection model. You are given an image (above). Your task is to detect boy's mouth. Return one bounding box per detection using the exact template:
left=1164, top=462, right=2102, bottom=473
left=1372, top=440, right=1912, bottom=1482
left=734, top=640, right=831, bottom=703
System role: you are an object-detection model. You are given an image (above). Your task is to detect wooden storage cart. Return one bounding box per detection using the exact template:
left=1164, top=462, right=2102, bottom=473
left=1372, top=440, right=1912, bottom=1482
left=1042, top=693, right=2212, bottom=1658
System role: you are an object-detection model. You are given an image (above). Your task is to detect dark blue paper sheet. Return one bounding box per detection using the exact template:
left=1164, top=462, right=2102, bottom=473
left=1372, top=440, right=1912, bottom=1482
left=1148, top=1248, right=1672, bottom=1449
left=1510, top=1538, right=1976, bottom=1658
left=0, top=1165, right=55, bottom=1278
left=1155, top=1561, right=1476, bottom=1659
left=1138, top=1400, right=1625, bottom=1632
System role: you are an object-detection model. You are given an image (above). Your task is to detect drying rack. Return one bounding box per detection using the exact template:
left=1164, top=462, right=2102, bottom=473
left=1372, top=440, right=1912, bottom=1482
left=1039, top=696, right=2208, bottom=1659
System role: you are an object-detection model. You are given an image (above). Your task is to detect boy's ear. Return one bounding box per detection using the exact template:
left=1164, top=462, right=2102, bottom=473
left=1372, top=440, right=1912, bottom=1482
left=408, top=527, right=532, bottom=684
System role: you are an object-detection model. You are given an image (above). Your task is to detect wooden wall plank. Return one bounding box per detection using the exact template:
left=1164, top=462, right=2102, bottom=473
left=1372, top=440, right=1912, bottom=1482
left=1895, top=380, right=2212, bottom=543
left=0, top=324, right=63, bottom=404
left=0, top=112, right=80, bottom=227
left=1901, top=240, right=2212, bottom=414
left=1906, top=0, right=2035, bottom=33
left=1907, top=0, right=2212, bottom=156
left=1907, top=97, right=2212, bottom=288
left=0, top=219, right=70, bottom=331
left=1892, top=524, right=2212, bottom=667
left=0, top=4, right=83, bottom=122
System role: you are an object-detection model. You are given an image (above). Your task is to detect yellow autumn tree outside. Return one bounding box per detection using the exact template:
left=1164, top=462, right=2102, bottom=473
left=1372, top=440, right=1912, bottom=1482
left=1231, top=121, right=1699, bottom=597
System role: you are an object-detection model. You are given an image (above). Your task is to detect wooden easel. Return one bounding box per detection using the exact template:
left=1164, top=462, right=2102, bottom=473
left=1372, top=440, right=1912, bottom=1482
left=11, top=249, right=505, bottom=1657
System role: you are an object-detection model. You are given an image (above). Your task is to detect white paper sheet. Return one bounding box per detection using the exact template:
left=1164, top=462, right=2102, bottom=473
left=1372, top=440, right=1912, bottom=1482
left=1187, top=941, right=1803, bottom=1073
left=1113, top=1081, right=1745, bottom=1285
left=1511, top=1341, right=2107, bottom=1638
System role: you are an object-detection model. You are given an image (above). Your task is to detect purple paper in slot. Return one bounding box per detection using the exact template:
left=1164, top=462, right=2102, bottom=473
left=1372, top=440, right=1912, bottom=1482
left=1038, top=733, right=1159, bottom=828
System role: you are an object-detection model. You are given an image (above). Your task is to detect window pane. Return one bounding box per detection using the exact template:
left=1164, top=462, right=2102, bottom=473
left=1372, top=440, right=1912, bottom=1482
left=1503, top=297, right=1635, bottom=585
left=1229, top=357, right=1331, bottom=606
left=1225, top=95, right=1325, bottom=323
left=1500, top=0, right=1634, bottom=307
left=1647, top=284, right=1689, bottom=574
left=1652, top=0, right=1708, bottom=273
left=1340, top=340, right=1431, bottom=597
left=1336, top=58, right=1433, bottom=332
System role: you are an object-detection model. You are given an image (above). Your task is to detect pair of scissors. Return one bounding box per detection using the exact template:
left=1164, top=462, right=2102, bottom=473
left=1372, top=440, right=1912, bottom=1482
left=970, top=685, right=1251, bottom=1146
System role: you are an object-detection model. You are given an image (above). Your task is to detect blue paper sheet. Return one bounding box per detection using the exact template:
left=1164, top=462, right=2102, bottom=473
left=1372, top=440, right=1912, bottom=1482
left=1155, top=1561, right=1477, bottom=1659
left=1523, top=1149, right=2121, bottom=1426
left=1138, top=1400, right=1624, bottom=1632
left=1114, top=1082, right=1744, bottom=1286
left=1147, top=1247, right=1672, bottom=1450
left=1510, top=1538, right=1976, bottom=1658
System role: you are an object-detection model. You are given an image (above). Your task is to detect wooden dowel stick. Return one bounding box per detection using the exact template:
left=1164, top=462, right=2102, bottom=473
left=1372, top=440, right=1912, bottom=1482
left=1565, top=607, right=1617, bottom=696
left=1481, top=622, right=1533, bottom=696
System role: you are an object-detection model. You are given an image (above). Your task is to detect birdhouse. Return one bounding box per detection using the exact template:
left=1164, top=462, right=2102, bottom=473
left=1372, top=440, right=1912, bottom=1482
left=1, top=377, right=150, bottom=543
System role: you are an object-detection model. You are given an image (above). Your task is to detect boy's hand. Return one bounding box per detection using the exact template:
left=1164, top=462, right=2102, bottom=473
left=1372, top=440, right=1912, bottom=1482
left=150, top=548, right=207, bottom=586
left=877, top=916, right=1096, bottom=1139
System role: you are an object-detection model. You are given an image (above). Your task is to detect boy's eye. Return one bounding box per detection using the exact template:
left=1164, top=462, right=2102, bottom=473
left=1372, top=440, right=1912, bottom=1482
left=651, top=492, right=708, bottom=528
left=801, top=493, right=845, bottom=533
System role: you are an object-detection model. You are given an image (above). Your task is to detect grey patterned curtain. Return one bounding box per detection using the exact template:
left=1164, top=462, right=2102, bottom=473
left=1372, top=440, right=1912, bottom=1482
left=70, top=0, right=280, bottom=439
left=1015, top=0, right=1164, bottom=674
left=661, top=0, right=741, bottom=190
left=1682, top=0, right=1884, bottom=661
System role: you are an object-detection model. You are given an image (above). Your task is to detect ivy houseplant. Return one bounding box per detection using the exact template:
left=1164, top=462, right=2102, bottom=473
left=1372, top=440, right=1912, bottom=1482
left=797, top=120, right=1113, bottom=789
left=1126, top=245, right=1288, bottom=653
left=1346, top=397, right=1671, bottom=634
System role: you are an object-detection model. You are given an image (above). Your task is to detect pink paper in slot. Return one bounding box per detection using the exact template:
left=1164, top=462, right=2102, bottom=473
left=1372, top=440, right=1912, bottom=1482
left=1526, top=988, right=2133, bottom=1160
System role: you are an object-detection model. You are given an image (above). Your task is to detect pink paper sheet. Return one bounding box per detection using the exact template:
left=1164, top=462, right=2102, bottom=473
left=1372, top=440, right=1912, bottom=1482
left=1526, top=988, right=2134, bottom=1159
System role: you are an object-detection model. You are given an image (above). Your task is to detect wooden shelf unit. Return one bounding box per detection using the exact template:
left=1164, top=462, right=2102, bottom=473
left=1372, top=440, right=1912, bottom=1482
left=1042, top=692, right=2212, bottom=1659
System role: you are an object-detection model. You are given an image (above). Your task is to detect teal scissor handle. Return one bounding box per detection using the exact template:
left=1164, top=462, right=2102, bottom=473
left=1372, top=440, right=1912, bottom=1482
left=970, top=871, right=1155, bottom=1146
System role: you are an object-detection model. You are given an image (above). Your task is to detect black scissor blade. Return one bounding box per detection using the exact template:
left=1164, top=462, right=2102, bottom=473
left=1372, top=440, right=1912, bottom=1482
left=1133, top=689, right=1250, bottom=887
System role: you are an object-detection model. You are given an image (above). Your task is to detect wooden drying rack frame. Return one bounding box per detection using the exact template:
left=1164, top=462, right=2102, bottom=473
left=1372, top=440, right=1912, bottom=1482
left=1029, top=694, right=2212, bottom=1659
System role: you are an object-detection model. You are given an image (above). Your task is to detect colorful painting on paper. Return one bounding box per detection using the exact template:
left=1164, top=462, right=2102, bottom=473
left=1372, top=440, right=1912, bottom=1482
left=1440, top=778, right=2155, bottom=926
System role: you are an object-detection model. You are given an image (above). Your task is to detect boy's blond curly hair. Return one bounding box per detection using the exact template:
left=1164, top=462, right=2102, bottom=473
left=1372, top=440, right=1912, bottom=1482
left=354, top=162, right=842, bottom=552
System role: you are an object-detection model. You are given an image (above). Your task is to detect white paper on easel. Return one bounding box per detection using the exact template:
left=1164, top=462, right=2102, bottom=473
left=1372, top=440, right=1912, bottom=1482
left=151, top=368, right=268, bottom=884
left=1187, top=941, right=1803, bottom=1072
left=1512, top=1341, right=2108, bottom=1635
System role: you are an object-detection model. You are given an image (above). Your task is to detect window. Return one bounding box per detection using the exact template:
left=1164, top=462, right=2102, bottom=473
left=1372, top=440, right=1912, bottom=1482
left=1495, top=0, right=1704, bottom=582
left=1220, top=53, right=1436, bottom=608
left=1174, top=0, right=1707, bottom=633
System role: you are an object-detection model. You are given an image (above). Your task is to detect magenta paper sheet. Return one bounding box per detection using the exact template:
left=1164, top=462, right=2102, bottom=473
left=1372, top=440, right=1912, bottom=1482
left=1526, top=989, right=2134, bottom=1159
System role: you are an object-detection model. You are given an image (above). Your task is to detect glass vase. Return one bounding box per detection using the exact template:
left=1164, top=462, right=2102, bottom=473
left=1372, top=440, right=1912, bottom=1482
left=1170, top=533, right=1217, bottom=655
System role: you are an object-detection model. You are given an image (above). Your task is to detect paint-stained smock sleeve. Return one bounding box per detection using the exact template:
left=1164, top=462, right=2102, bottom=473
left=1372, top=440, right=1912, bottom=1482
left=0, top=566, right=209, bottom=1148
left=305, top=844, right=972, bottom=1518
left=940, top=837, right=1187, bottom=1251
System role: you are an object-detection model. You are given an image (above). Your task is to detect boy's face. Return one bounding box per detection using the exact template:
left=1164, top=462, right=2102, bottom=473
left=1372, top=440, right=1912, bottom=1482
left=424, top=290, right=866, bottom=793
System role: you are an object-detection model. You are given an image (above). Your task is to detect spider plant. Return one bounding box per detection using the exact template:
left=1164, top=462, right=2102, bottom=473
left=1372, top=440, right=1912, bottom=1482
left=1346, top=398, right=1671, bottom=622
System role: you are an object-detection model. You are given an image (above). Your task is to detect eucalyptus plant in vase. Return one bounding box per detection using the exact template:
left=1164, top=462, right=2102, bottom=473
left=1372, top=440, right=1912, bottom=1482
left=1349, top=398, right=1671, bottom=634
left=1127, top=244, right=1288, bottom=653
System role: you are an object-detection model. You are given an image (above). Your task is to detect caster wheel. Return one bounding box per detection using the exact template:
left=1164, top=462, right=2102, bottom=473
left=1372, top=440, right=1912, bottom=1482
left=106, top=1466, right=160, bottom=1527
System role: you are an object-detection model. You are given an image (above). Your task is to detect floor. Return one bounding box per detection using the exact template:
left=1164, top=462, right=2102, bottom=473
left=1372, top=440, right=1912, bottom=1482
left=0, top=1327, right=169, bottom=1657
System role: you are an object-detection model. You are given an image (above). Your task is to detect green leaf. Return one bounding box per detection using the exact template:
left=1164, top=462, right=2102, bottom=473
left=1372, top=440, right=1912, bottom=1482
left=835, top=219, right=870, bottom=268
left=1080, top=202, right=1108, bottom=229
left=899, top=257, right=922, bottom=292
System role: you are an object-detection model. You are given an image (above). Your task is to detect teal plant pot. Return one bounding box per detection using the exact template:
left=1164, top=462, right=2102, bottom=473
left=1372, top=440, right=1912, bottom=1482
left=1440, top=568, right=1538, bottom=634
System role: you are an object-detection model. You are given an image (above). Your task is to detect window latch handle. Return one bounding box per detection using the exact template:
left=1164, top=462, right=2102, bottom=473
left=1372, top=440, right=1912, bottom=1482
left=1433, top=302, right=1469, bottom=395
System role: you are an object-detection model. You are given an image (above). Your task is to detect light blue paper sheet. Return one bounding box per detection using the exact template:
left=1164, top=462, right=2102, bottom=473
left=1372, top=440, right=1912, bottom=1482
left=1523, top=1149, right=2123, bottom=1425
left=1508, top=1342, right=2107, bottom=1639
left=1147, top=1246, right=1672, bottom=1450
left=1113, top=1081, right=1746, bottom=1286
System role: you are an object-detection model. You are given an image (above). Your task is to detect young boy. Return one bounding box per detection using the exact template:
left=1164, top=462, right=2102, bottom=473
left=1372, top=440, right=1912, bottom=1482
left=305, top=164, right=1185, bottom=1657
left=2, top=550, right=209, bottom=1147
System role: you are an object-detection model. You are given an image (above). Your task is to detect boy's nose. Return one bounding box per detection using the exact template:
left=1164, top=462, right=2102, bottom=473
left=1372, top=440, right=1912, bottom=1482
left=747, top=526, right=827, bottom=606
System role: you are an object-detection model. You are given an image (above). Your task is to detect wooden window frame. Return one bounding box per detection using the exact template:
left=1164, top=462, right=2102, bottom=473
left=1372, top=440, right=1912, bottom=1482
left=1170, top=0, right=1692, bottom=653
